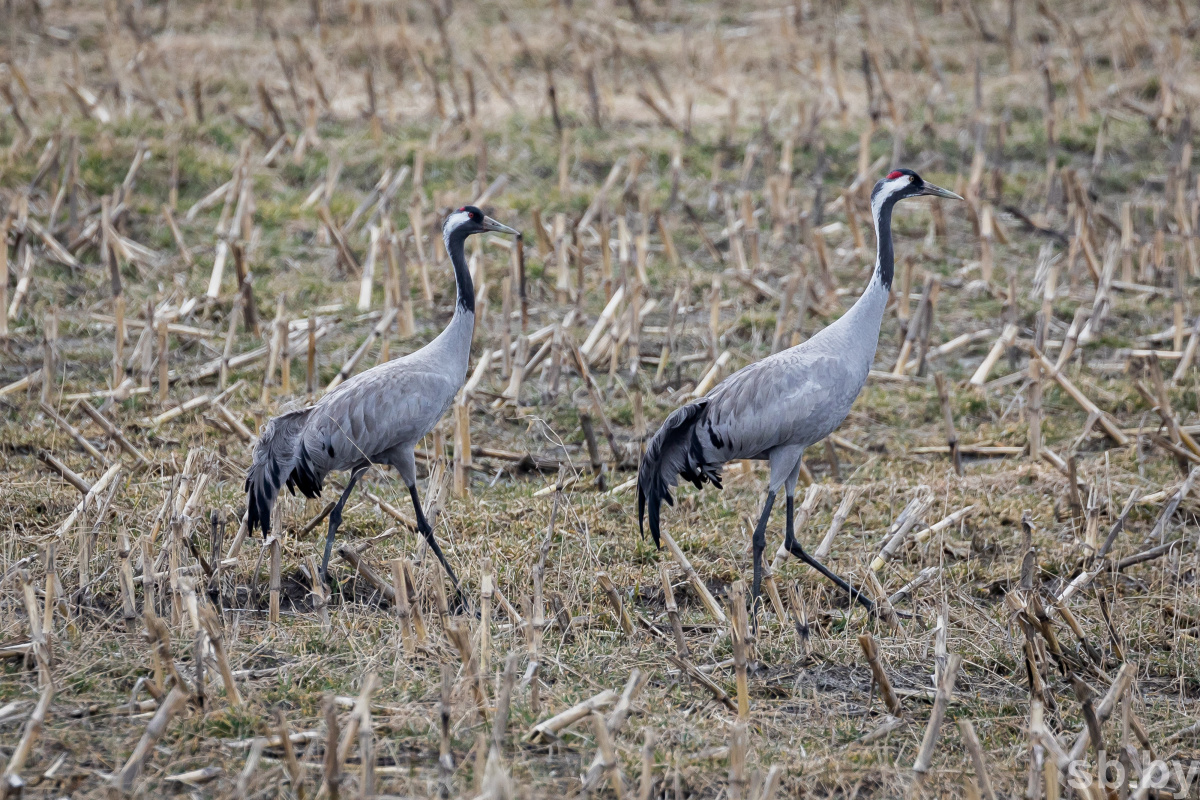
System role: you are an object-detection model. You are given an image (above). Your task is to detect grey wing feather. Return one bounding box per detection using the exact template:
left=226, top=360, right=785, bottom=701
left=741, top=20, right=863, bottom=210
left=699, top=351, right=863, bottom=461
left=298, top=365, right=459, bottom=478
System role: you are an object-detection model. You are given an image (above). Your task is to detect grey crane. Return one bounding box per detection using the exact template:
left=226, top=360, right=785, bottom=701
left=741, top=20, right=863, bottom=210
left=638, top=168, right=961, bottom=610
left=245, top=205, right=520, bottom=594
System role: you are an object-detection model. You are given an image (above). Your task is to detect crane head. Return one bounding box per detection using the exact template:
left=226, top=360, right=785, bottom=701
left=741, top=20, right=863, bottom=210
left=871, top=168, right=963, bottom=214
left=443, top=205, right=521, bottom=238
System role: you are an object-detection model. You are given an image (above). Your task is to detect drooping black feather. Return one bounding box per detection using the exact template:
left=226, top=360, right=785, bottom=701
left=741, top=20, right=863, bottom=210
left=245, top=472, right=272, bottom=538
left=637, top=398, right=719, bottom=549
left=290, top=440, right=324, bottom=499
left=244, top=406, right=315, bottom=537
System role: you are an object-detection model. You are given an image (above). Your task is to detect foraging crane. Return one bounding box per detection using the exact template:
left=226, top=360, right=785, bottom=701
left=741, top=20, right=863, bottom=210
left=638, top=169, right=961, bottom=610
left=245, top=205, right=520, bottom=594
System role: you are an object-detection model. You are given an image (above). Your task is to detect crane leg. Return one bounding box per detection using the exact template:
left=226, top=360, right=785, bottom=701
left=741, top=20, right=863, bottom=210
left=783, top=493, right=875, bottom=612
left=407, top=484, right=468, bottom=611
left=320, top=463, right=370, bottom=581
left=750, top=490, right=776, bottom=600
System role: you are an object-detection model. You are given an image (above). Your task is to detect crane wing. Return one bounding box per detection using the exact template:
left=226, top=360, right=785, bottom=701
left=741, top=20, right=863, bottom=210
left=299, top=365, right=460, bottom=476
left=699, top=350, right=865, bottom=462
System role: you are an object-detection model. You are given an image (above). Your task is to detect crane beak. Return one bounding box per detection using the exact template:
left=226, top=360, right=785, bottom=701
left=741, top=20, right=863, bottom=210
left=920, top=182, right=963, bottom=201
left=481, top=216, right=521, bottom=236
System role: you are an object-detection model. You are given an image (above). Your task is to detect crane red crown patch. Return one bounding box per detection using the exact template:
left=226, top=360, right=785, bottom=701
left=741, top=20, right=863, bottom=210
left=886, top=170, right=903, bottom=180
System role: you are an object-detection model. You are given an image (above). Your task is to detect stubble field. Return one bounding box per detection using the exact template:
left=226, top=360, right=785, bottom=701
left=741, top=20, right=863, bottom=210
left=2, top=0, right=1200, bottom=797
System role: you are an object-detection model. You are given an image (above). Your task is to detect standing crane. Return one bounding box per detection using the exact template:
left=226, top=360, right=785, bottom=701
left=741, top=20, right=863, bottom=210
left=245, top=205, right=520, bottom=595
left=638, top=169, right=961, bottom=610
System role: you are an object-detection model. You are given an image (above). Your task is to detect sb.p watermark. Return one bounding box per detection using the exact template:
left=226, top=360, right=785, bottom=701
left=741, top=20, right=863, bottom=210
left=1066, top=750, right=1200, bottom=798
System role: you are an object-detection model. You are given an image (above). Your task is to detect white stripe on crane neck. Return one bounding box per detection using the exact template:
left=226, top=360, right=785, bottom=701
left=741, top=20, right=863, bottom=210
left=870, top=175, right=911, bottom=232
left=443, top=210, right=472, bottom=242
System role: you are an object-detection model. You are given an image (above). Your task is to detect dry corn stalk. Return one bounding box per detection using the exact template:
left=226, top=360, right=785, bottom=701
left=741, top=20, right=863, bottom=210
left=730, top=580, right=751, bottom=720
left=526, top=688, right=617, bottom=743
left=871, top=489, right=932, bottom=572
left=658, top=529, right=726, bottom=623
left=909, top=653, right=962, bottom=797
left=117, top=686, right=189, bottom=792
left=813, top=486, right=860, bottom=560
left=447, top=621, right=488, bottom=721
left=959, top=719, right=999, bottom=800
left=1032, top=350, right=1130, bottom=445
left=1, top=682, right=53, bottom=797
left=597, top=571, right=635, bottom=635
left=968, top=323, right=1018, bottom=386
left=199, top=605, right=242, bottom=707
left=859, top=633, right=903, bottom=717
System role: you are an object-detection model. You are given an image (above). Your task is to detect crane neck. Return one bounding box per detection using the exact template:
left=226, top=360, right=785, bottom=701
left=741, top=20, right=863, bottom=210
left=871, top=196, right=896, bottom=291
left=443, top=226, right=476, bottom=316
left=828, top=191, right=897, bottom=338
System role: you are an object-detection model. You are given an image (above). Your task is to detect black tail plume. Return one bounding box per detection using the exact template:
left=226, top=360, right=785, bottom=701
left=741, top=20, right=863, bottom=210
left=244, top=406, right=315, bottom=536
left=637, top=399, right=715, bottom=549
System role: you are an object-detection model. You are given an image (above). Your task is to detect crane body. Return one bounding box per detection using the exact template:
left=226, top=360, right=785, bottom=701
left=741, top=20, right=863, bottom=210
left=638, top=169, right=962, bottom=609
left=244, top=206, right=520, bottom=594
